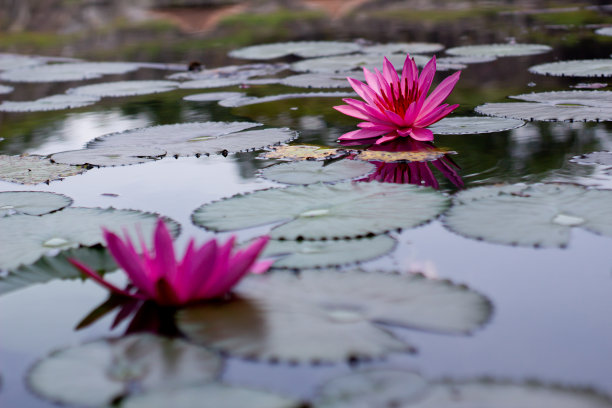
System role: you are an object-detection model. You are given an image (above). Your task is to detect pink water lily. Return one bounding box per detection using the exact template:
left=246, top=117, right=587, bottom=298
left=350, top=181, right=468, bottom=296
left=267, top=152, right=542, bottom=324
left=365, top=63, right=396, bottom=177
left=69, top=219, right=273, bottom=306
left=334, top=54, right=461, bottom=144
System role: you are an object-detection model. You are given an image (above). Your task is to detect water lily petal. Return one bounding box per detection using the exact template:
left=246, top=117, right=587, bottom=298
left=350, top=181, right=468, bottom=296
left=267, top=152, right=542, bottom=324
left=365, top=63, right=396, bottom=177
left=420, top=70, right=461, bottom=118
left=68, top=258, right=143, bottom=299
left=417, top=55, right=437, bottom=98
left=339, top=128, right=388, bottom=141
left=409, top=127, right=434, bottom=141
left=153, top=219, right=177, bottom=285
left=414, top=103, right=459, bottom=127
left=333, top=104, right=370, bottom=120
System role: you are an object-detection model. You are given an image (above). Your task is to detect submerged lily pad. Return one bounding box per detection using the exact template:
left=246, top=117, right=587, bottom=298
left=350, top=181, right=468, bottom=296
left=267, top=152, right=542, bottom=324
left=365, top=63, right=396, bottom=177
left=529, top=59, right=612, bottom=77
left=0, top=154, right=87, bottom=184
left=87, top=122, right=297, bottom=157
left=443, top=183, right=612, bottom=248
left=50, top=147, right=166, bottom=167
left=177, top=271, right=491, bottom=362
left=28, top=334, right=222, bottom=407
left=0, top=191, right=72, bottom=217
left=427, top=116, right=525, bottom=134
left=475, top=102, right=612, bottom=122
left=183, top=92, right=245, bottom=102
left=261, top=145, right=346, bottom=161
left=362, top=42, right=444, bottom=55
left=0, top=62, right=140, bottom=82
left=0, top=94, right=100, bottom=112
left=218, top=92, right=355, bottom=108
left=192, top=181, right=449, bottom=240
left=280, top=73, right=364, bottom=89
left=229, top=41, right=361, bottom=60
left=0, top=207, right=179, bottom=270
left=0, top=85, right=13, bottom=94
left=260, top=160, right=375, bottom=185
left=262, top=235, right=396, bottom=269
left=570, top=151, right=612, bottom=167
left=67, top=80, right=178, bottom=98
left=446, top=43, right=551, bottom=57
left=510, top=90, right=612, bottom=107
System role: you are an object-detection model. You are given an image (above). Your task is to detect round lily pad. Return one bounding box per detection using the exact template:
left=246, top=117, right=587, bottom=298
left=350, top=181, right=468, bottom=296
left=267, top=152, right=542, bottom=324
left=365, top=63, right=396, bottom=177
left=427, top=116, right=525, bottom=134
left=0, top=154, right=87, bottom=184
left=192, top=181, right=449, bottom=240
left=279, top=73, right=361, bottom=89
left=67, top=80, right=178, bottom=98
left=0, top=85, right=13, bottom=95
left=510, top=90, right=612, bottom=107
left=446, top=43, right=551, bottom=57
left=218, top=92, right=354, bottom=108
left=177, top=270, right=491, bottom=362
left=0, top=94, right=100, bottom=112
left=0, top=53, right=45, bottom=71
left=0, top=191, right=72, bottom=217
left=529, top=59, right=612, bottom=77
left=50, top=147, right=167, bottom=167
left=443, top=183, right=612, bottom=248
left=87, top=122, right=297, bottom=157
left=290, top=54, right=408, bottom=74
left=261, top=145, right=346, bottom=161
left=260, top=160, right=375, bottom=185
left=437, top=55, right=497, bottom=64
left=570, top=151, right=612, bottom=167
left=0, top=207, right=180, bottom=270
left=262, top=234, right=396, bottom=269
left=178, top=78, right=246, bottom=89
left=362, top=42, right=444, bottom=55
left=596, top=26, right=612, bottom=36
left=184, top=92, right=245, bottom=102
left=0, top=62, right=140, bottom=82
left=28, top=334, right=222, bottom=407
left=475, top=102, right=612, bottom=122
left=229, top=41, right=361, bottom=60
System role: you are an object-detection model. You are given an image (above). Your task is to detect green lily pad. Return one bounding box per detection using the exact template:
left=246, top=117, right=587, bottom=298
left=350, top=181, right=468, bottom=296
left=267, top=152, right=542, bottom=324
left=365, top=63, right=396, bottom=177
left=443, top=183, right=612, bottom=248
left=0, top=191, right=72, bottom=217
left=218, top=92, right=355, bottom=108
left=184, top=92, right=245, bottom=102
left=0, top=207, right=180, bottom=270
left=529, top=59, right=612, bottom=77
left=28, top=334, right=222, bottom=407
left=362, top=42, right=444, bottom=55
left=260, top=160, right=375, bottom=185
left=0, top=154, right=87, bottom=184
left=177, top=270, right=491, bottom=362
left=279, top=73, right=363, bottom=89
left=262, top=235, right=396, bottom=269
left=67, top=80, right=178, bottom=98
left=596, top=26, right=612, bottom=36
left=290, top=54, right=409, bottom=74
left=427, top=116, right=525, bottom=134
left=192, top=181, right=449, bottom=240
left=260, top=145, right=346, bottom=161
left=50, top=147, right=166, bottom=167
left=475, top=102, right=612, bottom=122
left=0, top=94, right=100, bottom=112
left=229, top=41, right=361, bottom=60
left=446, top=43, right=551, bottom=57
left=510, top=90, right=612, bottom=107
left=0, top=84, right=13, bottom=94
left=570, top=151, right=612, bottom=167
left=87, top=122, right=297, bottom=157
left=0, top=62, right=140, bottom=82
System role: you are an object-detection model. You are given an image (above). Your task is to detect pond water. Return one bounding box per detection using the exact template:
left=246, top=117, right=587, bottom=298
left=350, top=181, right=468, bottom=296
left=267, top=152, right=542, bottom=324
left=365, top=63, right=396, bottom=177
left=2, top=6, right=612, bottom=408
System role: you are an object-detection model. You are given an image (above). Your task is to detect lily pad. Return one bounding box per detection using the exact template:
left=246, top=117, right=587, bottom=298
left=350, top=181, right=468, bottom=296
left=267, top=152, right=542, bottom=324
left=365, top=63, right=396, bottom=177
left=280, top=73, right=364, bottom=89
left=28, top=334, right=222, bottom=407
left=87, top=122, right=297, bottom=157
left=529, top=59, right=612, bottom=77
left=177, top=270, right=491, bottom=362
left=0, top=207, right=180, bottom=270
left=443, top=183, right=612, bottom=248
left=261, top=160, right=375, bottom=185
left=67, top=80, right=178, bottom=98
left=192, top=181, right=449, bottom=240
left=0, top=154, right=87, bottom=184
left=475, top=102, right=612, bottom=122
left=229, top=41, right=361, bottom=60
left=437, top=55, right=497, bottom=64
left=0, top=191, right=72, bottom=217
left=262, top=235, right=396, bottom=269
left=446, top=43, right=551, bottom=57
left=427, top=116, right=525, bottom=134
left=354, top=149, right=449, bottom=163
left=0, top=62, right=140, bottom=82
left=168, top=63, right=289, bottom=81
left=218, top=92, right=355, bottom=108
left=184, top=92, right=245, bottom=102
left=261, top=145, right=346, bottom=161
left=570, top=151, right=612, bottom=167
left=50, top=147, right=167, bottom=167
left=596, top=26, right=612, bottom=36
left=362, top=42, right=444, bottom=55
left=178, top=78, right=246, bottom=89
left=0, top=85, right=13, bottom=95
left=0, top=53, right=45, bottom=71
left=0, top=94, right=100, bottom=112
left=510, top=90, right=612, bottom=107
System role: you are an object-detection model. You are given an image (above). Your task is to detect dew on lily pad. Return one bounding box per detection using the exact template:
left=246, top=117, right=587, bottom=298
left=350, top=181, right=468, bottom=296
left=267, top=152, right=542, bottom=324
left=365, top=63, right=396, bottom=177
left=427, top=116, right=525, bottom=134
left=177, top=270, right=491, bottom=363
left=260, top=160, right=375, bottom=185
left=475, top=102, right=612, bottom=122
left=443, top=183, right=612, bottom=248
left=361, top=42, right=444, bottom=55
left=0, top=207, right=180, bottom=270
left=229, top=41, right=361, bottom=60
left=183, top=92, right=245, bottom=102
left=0, top=84, right=13, bottom=95
left=529, top=59, right=612, bottom=77
left=50, top=146, right=166, bottom=167
left=510, top=90, right=612, bottom=108
left=218, top=92, right=355, bottom=108
left=260, top=145, right=347, bottom=161
left=0, top=154, right=87, bottom=184
left=446, top=43, right=552, bottom=57
left=570, top=151, right=612, bottom=167
left=192, top=181, right=449, bottom=240
left=0, top=191, right=72, bottom=217
left=0, top=62, right=140, bottom=82
left=28, top=334, right=222, bottom=408
left=67, top=80, right=178, bottom=98
left=87, top=122, right=297, bottom=157
left=0, top=94, right=100, bottom=112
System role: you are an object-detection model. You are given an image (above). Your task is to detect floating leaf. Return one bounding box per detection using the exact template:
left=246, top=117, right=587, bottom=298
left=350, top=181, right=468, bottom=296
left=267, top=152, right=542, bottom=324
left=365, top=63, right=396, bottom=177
left=280, top=73, right=363, bottom=89
left=193, top=181, right=449, bottom=240
left=178, top=271, right=491, bottom=362
left=178, top=78, right=246, bottom=89
left=168, top=63, right=289, bottom=81
left=0, top=154, right=87, bottom=184
left=0, top=62, right=140, bottom=82
left=0, top=53, right=45, bottom=71
left=411, top=55, right=466, bottom=71
left=50, top=147, right=166, bottom=167
left=354, top=149, right=449, bottom=163
left=261, top=160, right=375, bottom=185
left=510, top=90, right=612, bottom=107
left=229, top=41, right=361, bottom=60
left=427, top=116, right=525, bottom=134
left=362, top=42, right=444, bottom=55
left=0, top=191, right=72, bottom=217
left=0, top=84, right=13, bottom=95
left=437, top=55, right=497, bottom=64
left=446, top=43, right=551, bottom=57
left=67, top=80, right=178, bottom=98
left=290, top=54, right=408, bottom=74
left=596, top=26, right=612, bottom=36
left=262, top=235, right=396, bottom=269
left=28, top=334, right=222, bottom=408
left=184, top=92, right=245, bottom=102
left=218, top=92, right=355, bottom=107
left=261, top=145, right=346, bottom=161
left=443, top=183, right=612, bottom=248
left=475, top=102, right=612, bottom=122
left=571, top=82, right=608, bottom=89
left=529, top=59, right=612, bottom=77
left=0, top=207, right=180, bottom=270
left=87, top=122, right=297, bottom=157
left=570, top=151, right=612, bottom=167
left=0, top=94, right=100, bottom=112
